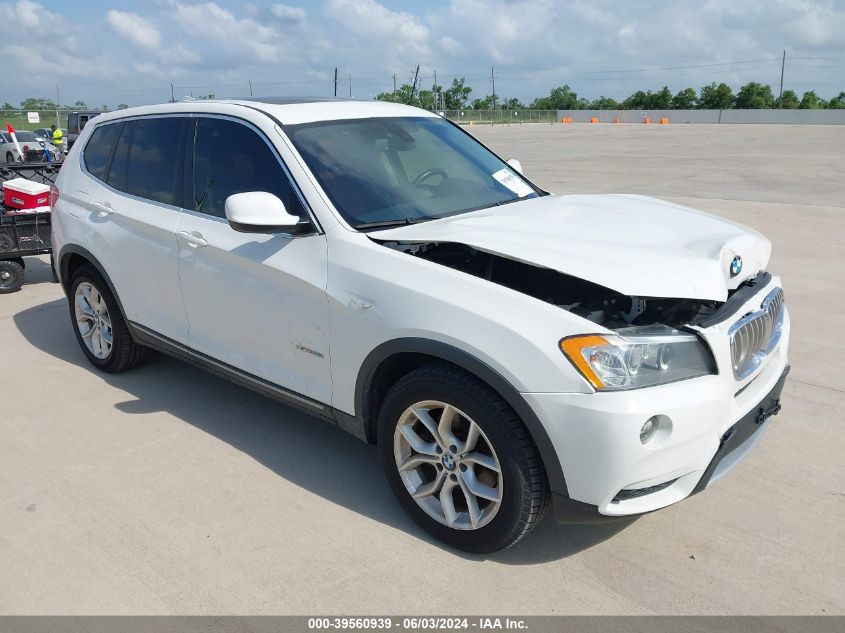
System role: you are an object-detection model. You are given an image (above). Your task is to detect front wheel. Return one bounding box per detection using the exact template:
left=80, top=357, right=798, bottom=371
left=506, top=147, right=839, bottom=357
left=378, top=363, right=549, bottom=553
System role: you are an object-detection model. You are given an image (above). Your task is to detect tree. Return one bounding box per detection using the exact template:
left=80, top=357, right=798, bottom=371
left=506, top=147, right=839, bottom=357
left=622, top=90, right=648, bottom=109
left=375, top=83, right=416, bottom=104
left=74, top=100, right=88, bottom=109
left=501, top=97, right=525, bottom=110
left=799, top=91, right=826, bottom=109
left=651, top=86, right=672, bottom=109
left=531, top=85, right=588, bottom=110
left=117, top=103, right=129, bottom=110
left=698, top=82, right=733, bottom=109
left=672, top=87, right=697, bottom=109
left=734, top=82, right=774, bottom=108
left=20, top=97, right=58, bottom=110
left=590, top=96, right=621, bottom=109
left=444, top=77, right=472, bottom=109
left=827, top=92, right=845, bottom=109
left=775, top=89, right=800, bottom=109
left=471, top=95, right=493, bottom=110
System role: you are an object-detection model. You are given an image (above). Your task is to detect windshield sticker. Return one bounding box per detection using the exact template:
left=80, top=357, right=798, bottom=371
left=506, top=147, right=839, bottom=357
left=492, top=168, right=534, bottom=197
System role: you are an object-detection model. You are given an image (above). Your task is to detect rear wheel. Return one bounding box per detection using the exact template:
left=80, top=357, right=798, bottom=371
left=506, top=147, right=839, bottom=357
left=5, top=152, right=14, bottom=164
left=378, top=363, right=549, bottom=553
left=0, top=259, right=24, bottom=293
left=68, top=265, right=146, bottom=372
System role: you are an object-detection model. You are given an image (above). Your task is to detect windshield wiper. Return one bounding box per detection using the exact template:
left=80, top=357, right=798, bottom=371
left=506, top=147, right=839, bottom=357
left=355, top=217, right=435, bottom=231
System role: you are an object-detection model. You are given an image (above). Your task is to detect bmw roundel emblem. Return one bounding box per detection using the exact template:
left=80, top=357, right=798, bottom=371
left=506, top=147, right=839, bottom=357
left=730, top=255, right=743, bottom=277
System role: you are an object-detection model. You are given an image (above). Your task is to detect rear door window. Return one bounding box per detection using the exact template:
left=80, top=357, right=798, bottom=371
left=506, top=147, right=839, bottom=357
left=83, top=123, right=120, bottom=181
left=107, top=117, right=187, bottom=206
left=192, top=117, right=305, bottom=219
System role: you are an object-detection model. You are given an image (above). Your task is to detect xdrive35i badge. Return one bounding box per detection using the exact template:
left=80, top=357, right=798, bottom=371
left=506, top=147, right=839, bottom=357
left=730, top=255, right=743, bottom=277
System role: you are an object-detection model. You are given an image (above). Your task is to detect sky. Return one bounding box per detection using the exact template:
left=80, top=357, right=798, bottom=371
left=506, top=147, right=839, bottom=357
left=1, top=0, right=844, bottom=108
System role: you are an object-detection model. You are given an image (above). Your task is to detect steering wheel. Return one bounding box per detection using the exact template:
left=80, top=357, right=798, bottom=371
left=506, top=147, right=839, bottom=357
left=411, top=168, right=449, bottom=188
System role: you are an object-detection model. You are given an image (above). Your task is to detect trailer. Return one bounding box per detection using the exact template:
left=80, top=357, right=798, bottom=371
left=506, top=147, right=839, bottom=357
left=0, top=163, right=59, bottom=293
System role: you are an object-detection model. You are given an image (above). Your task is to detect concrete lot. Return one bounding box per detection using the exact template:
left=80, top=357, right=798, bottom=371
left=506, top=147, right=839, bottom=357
left=1, top=124, right=843, bottom=615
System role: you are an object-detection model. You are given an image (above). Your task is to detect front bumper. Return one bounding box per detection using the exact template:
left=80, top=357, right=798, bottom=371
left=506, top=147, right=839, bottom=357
left=524, top=293, right=790, bottom=522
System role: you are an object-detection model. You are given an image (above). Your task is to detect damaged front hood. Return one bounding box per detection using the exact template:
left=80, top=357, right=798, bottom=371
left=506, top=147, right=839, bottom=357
left=373, top=194, right=771, bottom=301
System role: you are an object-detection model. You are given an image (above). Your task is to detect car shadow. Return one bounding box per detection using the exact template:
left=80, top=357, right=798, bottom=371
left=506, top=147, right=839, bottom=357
left=20, top=255, right=55, bottom=286
left=13, top=298, right=636, bottom=564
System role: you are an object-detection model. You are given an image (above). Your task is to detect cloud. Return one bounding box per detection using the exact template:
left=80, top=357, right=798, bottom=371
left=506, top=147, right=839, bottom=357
left=324, top=0, right=431, bottom=70
left=170, top=1, right=282, bottom=64
left=106, top=10, right=162, bottom=50
left=271, top=3, right=306, bottom=23
left=2, top=0, right=844, bottom=108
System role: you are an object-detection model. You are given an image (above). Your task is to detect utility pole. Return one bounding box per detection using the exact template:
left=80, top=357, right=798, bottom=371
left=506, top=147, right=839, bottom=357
left=170, top=83, right=175, bottom=103
left=55, top=84, right=61, bottom=128
left=348, top=73, right=352, bottom=98
left=408, top=65, right=420, bottom=104
left=334, top=67, right=338, bottom=97
left=432, top=70, right=437, bottom=111
left=778, top=50, right=786, bottom=108
left=393, top=73, right=397, bottom=93
left=249, top=79, right=253, bottom=97
left=491, top=67, right=496, bottom=110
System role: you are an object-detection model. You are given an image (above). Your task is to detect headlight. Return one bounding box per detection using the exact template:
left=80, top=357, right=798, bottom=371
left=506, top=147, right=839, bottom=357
left=560, top=326, right=716, bottom=391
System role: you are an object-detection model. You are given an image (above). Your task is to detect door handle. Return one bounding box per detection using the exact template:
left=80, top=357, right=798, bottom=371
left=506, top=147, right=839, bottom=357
left=91, top=201, right=113, bottom=215
left=177, top=230, right=208, bottom=248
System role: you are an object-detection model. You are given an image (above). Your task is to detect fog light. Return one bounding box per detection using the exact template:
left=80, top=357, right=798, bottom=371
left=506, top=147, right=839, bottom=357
left=640, top=416, right=658, bottom=444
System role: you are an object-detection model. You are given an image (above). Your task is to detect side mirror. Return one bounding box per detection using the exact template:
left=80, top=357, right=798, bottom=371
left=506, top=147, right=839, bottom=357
left=506, top=158, right=523, bottom=175
left=225, top=192, right=301, bottom=233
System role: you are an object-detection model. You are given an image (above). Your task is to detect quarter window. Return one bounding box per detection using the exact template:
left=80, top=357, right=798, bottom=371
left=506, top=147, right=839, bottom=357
left=82, top=124, right=119, bottom=181
left=192, top=117, right=304, bottom=219
left=107, top=117, right=186, bottom=206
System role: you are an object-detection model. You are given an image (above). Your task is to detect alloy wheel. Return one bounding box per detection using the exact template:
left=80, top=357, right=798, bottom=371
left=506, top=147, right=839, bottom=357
left=74, top=281, right=113, bottom=359
left=393, top=400, right=503, bottom=530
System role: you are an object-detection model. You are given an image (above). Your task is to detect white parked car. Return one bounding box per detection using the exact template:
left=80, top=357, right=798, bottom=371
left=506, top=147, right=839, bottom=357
left=52, top=99, right=790, bottom=553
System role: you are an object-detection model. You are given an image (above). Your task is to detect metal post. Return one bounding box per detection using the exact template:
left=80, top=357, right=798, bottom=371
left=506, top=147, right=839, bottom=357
left=408, top=65, right=419, bottom=105
left=334, top=67, right=338, bottom=97
left=778, top=50, right=786, bottom=108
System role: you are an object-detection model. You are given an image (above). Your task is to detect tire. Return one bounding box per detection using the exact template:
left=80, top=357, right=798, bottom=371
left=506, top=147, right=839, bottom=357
left=68, top=264, right=146, bottom=373
left=5, top=152, right=14, bottom=164
left=377, top=362, right=549, bottom=554
left=0, top=259, right=24, bottom=294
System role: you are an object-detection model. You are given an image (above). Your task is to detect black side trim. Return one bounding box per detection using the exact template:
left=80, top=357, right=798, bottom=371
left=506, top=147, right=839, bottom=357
left=692, top=271, right=772, bottom=328
left=692, top=364, right=790, bottom=495
left=129, top=322, right=337, bottom=424
left=356, top=338, right=569, bottom=498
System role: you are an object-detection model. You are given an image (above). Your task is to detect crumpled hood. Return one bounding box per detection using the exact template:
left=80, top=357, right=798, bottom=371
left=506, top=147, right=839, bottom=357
left=373, top=194, right=771, bottom=301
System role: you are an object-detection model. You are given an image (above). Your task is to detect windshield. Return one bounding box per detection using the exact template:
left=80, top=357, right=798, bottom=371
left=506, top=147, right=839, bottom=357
left=15, top=132, right=39, bottom=142
left=285, top=116, right=539, bottom=229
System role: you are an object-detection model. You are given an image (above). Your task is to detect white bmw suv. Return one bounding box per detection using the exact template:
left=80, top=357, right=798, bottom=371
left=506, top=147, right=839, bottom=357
left=52, top=98, right=790, bottom=553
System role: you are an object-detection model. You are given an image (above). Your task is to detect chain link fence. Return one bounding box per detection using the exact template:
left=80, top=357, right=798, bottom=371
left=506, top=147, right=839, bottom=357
left=439, top=110, right=558, bottom=125
left=1, top=109, right=108, bottom=131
